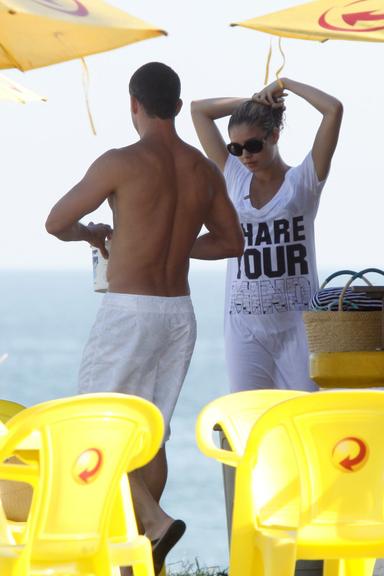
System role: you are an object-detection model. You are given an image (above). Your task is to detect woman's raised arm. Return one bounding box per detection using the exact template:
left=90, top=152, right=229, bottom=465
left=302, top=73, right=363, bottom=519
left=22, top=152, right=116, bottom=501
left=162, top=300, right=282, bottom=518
left=255, top=78, right=343, bottom=181
left=191, top=97, right=246, bottom=171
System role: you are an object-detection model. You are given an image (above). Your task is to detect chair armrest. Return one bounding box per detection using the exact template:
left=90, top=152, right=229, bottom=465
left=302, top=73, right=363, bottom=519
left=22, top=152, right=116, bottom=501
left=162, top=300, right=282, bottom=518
left=196, top=411, right=241, bottom=468
left=0, top=462, right=39, bottom=486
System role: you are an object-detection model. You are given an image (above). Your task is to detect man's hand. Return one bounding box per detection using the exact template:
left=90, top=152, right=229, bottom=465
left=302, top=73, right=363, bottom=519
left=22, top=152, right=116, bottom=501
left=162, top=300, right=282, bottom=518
left=87, top=222, right=113, bottom=258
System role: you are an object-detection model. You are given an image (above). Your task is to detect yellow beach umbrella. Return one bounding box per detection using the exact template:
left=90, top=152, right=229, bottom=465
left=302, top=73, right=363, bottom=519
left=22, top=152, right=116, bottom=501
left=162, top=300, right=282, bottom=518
left=0, top=74, right=46, bottom=102
left=0, top=0, right=166, bottom=71
left=233, top=0, right=384, bottom=43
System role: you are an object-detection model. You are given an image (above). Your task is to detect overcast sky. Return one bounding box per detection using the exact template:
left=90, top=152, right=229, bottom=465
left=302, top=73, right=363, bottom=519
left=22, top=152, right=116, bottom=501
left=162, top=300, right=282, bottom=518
left=2, top=0, right=383, bottom=274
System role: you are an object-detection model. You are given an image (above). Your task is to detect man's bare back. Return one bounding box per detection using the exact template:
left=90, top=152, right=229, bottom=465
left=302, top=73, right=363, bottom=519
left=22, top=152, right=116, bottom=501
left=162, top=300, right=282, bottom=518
left=106, top=136, right=235, bottom=296
left=46, top=133, right=243, bottom=297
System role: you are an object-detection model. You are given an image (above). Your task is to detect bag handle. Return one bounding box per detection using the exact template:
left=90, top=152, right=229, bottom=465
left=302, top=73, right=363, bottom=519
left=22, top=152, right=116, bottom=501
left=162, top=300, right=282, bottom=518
left=338, top=268, right=384, bottom=311
left=320, top=270, right=366, bottom=290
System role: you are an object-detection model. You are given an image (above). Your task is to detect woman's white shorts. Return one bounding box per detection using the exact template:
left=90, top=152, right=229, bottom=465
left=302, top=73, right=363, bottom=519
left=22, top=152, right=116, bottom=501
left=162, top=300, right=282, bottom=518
left=225, top=315, right=317, bottom=393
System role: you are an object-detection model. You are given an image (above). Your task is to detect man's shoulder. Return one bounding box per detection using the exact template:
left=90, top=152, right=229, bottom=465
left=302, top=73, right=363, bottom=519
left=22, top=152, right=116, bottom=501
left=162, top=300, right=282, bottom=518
left=85, top=146, right=144, bottom=187
left=96, top=144, right=142, bottom=169
left=105, top=144, right=140, bottom=158
left=181, top=141, right=219, bottom=172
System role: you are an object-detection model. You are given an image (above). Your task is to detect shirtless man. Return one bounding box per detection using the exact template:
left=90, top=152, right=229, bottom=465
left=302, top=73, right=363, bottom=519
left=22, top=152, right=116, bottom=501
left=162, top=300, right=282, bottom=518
left=45, top=62, right=244, bottom=573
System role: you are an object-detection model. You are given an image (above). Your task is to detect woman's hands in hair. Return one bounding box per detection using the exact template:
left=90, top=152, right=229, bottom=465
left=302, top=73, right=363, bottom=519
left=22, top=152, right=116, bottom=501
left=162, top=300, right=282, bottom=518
left=252, top=79, right=287, bottom=109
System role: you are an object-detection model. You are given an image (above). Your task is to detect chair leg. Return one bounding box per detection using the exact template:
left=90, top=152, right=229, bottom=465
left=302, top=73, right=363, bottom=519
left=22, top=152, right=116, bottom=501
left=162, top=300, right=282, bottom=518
left=344, top=559, right=376, bottom=576
left=324, top=558, right=376, bottom=576
left=324, top=559, right=345, bottom=576
left=260, top=535, right=296, bottom=576
left=0, top=557, right=16, bottom=576
left=230, top=529, right=296, bottom=576
left=133, top=562, right=154, bottom=576
left=92, top=553, right=114, bottom=576
left=12, top=556, right=32, bottom=576
left=229, top=529, right=260, bottom=576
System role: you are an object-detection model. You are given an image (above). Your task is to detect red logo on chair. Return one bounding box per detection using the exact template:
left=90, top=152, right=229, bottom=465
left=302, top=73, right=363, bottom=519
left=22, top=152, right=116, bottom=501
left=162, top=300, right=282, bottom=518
left=332, top=437, right=368, bottom=472
left=74, top=448, right=103, bottom=484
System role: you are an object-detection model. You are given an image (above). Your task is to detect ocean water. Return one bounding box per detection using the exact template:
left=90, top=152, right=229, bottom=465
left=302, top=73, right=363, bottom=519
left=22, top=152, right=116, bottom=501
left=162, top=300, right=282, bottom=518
left=0, top=267, right=230, bottom=570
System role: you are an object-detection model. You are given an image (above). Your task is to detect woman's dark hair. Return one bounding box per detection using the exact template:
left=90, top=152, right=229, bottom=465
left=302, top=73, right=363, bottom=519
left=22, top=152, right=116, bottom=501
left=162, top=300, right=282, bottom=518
left=129, top=62, right=181, bottom=120
left=228, top=100, right=285, bottom=135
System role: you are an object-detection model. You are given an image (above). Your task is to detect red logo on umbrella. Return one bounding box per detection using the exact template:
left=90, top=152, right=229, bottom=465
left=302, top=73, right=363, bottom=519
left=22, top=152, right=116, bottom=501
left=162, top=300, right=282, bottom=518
left=29, top=0, right=88, bottom=17
left=74, top=448, right=103, bottom=484
left=319, top=0, right=384, bottom=33
left=332, top=436, right=368, bottom=472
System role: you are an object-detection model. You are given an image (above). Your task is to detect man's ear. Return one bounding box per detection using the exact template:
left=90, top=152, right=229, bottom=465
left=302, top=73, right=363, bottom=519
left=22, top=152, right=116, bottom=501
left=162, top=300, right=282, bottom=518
left=130, top=95, right=139, bottom=114
left=175, top=98, right=183, bottom=117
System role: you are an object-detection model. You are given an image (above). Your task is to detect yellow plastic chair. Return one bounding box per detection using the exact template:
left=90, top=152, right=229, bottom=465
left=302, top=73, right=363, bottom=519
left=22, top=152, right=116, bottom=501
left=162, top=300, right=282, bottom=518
left=0, top=392, right=164, bottom=576
left=196, top=389, right=309, bottom=552
left=217, top=390, right=384, bottom=576
left=0, top=400, right=27, bottom=545
left=196, top=389, right=308, bottom=466
left=0, top=400, right=31, bottom=527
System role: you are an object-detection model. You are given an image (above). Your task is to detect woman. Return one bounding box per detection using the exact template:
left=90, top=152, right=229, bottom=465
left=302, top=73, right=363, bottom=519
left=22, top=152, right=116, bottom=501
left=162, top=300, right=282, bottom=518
left=191, top=78, right=343, bottom=392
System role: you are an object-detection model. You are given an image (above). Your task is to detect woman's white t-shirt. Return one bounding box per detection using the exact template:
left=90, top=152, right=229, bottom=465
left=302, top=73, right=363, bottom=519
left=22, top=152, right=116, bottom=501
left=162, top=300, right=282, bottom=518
left=223, top=152, right=326, bottom=335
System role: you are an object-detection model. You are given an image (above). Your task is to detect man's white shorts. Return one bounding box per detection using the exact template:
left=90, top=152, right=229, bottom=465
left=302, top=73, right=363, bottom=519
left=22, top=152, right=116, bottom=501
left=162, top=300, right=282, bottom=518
left=78, top=293, right=197, bottom=441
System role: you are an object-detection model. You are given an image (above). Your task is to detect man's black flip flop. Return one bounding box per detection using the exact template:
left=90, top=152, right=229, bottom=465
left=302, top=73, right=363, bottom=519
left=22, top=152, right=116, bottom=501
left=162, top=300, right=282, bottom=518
left=152, top=519, right=186, bottom=575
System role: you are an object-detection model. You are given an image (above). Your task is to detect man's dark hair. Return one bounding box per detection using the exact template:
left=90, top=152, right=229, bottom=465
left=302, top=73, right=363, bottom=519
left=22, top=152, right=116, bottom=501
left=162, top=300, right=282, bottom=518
left=129, top=62, right=181, bottom=120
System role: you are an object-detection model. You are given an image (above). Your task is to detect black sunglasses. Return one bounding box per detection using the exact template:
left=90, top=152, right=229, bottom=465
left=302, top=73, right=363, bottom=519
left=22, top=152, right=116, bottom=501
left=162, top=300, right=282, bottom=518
left=227, top=137, right=266, bottom=157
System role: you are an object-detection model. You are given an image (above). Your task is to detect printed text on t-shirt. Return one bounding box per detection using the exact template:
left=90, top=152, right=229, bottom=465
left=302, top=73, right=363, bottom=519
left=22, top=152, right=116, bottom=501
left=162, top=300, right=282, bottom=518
left=229, top=216, right=311, bottom=315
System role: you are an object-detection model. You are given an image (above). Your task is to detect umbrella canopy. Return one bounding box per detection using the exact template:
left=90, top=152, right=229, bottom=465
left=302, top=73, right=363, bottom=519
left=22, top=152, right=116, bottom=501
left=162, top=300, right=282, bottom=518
left=0, top=0, right=166, bottom=71
left=0, top=73, right=46, bottom=102
left=232, top=0, right=384, bottom=43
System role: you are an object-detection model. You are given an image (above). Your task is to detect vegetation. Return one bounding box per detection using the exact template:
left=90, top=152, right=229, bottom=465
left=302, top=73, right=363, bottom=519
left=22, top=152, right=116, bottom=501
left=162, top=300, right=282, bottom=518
left=167, top=560, right=227, bottom=576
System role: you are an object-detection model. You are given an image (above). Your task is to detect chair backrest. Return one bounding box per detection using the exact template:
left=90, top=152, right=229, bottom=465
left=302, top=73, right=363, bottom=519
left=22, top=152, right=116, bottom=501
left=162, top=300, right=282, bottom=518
left=0, top=400, right=29, bottom=524
left=196, top=390, right=307, bottom=466
left=0, top=393, right=164, bottom=560
left=241, top=390, right=384, bottom=533
left=0, top=400, right=25, bottom=424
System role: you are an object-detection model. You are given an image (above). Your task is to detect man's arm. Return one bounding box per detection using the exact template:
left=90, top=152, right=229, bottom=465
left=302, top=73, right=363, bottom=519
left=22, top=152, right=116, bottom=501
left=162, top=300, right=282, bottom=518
left=190, top=98, right=246, bottom=171
left=45, top=151, right=116, bottom=257
left=190, top=164, right=244, bottom=260
left=255, top=78, right=343, bottom=181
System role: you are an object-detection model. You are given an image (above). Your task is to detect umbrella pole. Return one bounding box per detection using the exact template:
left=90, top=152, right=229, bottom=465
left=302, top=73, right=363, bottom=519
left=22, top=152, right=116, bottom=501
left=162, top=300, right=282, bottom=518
left=81, top=58, right=97, bottom=135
